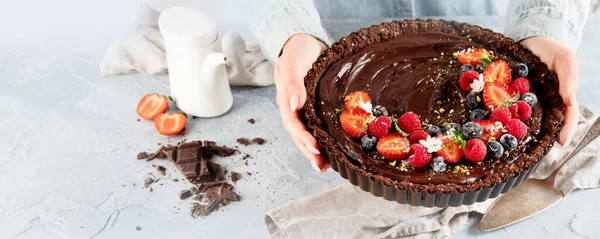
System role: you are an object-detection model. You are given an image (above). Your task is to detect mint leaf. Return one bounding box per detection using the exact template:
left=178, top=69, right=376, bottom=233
left=480, top=57, right=492, bottom=67
left=461, top=140, right=467, bottom=149
left=452, top=130, right=467, bottom=149
left=499, top=93, right=521, bottom=108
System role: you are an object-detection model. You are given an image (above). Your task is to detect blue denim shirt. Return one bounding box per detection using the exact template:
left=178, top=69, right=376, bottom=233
left=251, top=0, right=590, bottom=63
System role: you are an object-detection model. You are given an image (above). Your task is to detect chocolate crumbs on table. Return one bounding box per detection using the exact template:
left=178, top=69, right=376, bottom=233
left=137, top=152, right=148, bottom=160
left=236, top=137, right=249, bottom=145
left=144, top=178, right=154, bottom=188
left=247, top=118, right=255, bottom=124
left=252, top=138, right=265, bottom=145
left=179, top=189, right=193, bottom=200
left=231, top=172, right=240, bottom=184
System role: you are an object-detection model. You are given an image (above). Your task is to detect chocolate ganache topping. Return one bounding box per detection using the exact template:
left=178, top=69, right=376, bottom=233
left=316, top=32, right=542, bottom=185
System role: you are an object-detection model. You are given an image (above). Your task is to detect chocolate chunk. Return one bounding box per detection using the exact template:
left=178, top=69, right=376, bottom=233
left=193, top=194, right=203, bottom=201
left=198, top=160, right=211, bottom=183
left=203, top=141, right=216, bottom=147
left=144, top=178, right=154, bottom=188
left=204, top=183, right=239, bottom=204
left=190, top=202, right=220, bottom=218
left=246, top=172, right=252, bottom=176
left=242, top=154, right=250, bottom=160
left=252, top=138, right=265, bottom=145
left=179, top=189, right=193, bottom=200
left=137, top=152, right=148, bottom=160
left=201, top=147, right=213, bottom=159
left=236, top=137, right=249, bottom=145
left=212, top=145, right=236, bottom=157
left=231, top=172, right=240, bottom=184
left=162, top=141, right=210, bottom=184
left=206, top=161, right=224, bottom=181
left=154, top=165, right=166, bottom=176
left=172, top=178, right=179, bottom=182
left=247, top=118, right=255, bottom=124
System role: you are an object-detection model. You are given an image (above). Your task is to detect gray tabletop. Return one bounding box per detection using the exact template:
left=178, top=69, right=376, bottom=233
left=1, top=15, right=599, bottom=239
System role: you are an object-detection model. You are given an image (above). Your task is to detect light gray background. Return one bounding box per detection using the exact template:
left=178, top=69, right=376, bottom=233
left=1, top=1, right=599, bottom=238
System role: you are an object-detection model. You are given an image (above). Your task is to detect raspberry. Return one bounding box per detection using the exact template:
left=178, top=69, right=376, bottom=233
left=464, top=139, right=486, bottom=162
left=409, top=131, right=430, bottom=144
left=459, top=70, right=480, bottom=92
left=510, top=78, right=530, bottom=95
left=407, top=144, right=433, bottom=168
left=509, top=101, right=532, bottom=121
left=505, top=119, right=528, bottom=139
left=397, top=112, right=421, bottom=134
left=368, top=116, right=392, bottom=138
left=489, top=108, right=512, bottom=125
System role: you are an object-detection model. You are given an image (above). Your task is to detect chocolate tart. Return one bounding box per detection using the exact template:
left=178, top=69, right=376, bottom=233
left=302, top=19, right=565, bottom=207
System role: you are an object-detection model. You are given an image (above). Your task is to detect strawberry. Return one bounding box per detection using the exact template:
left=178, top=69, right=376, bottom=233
left=510, top=78, right=530, bottom=95
left=368, top=116, right=392, bottom=138
left=455, top=48, right=490, bottom=66
left=509, top=101, right=532, bottom=121
left=154, top=112, right=187, bottom=136
left=489, top=108, right=512, bottom=125
left=409, top=131, right=430, bottom=144
left=408, top=144, right=433, bottom=168
left=376, top=133, right=411, bottom=161
left=459, top=70, right=480, bottom=92
left=505, top=119, right=528, bottom=139
left=344, top=91, right=372, bottom=114
left=482, top=82, right=517, bottom=111
left=136, top=93, right=169, bottom=120
left=483, top=60, right=512, bottom=85
left=435, top=136, right=465, bottom=164
left=340, top=111, right=372, bottom=138
left=473, top=120, right=504, bottom=142
left=464, top=139, right=487, bottom=162
left=397, top=112, right=421, bottom=134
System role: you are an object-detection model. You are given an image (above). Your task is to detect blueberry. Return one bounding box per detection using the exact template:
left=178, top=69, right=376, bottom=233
left=426, top=125, right=442, bottom=137
left=499, top=134, right=518, bottom=150
left=521, top=93, right=538, bottom=107
left=372, top=105, right=388, bottom=117
left=470, top=109, right=488, bottom=120
left=475, top=65, right=485, bottom=73
left=461, top=122, right=483, bottom=140
left=514, top=63, right=529, bottom=78
left=432, top=157, right=447, bottom=172
left=459, top=64, right=475, bottom=75
left=466, top=92, right=483, bottom=109
left=442, top=123, right=461, bottom=134
left=486, top=141, right=505, bottom=159
left=361, top=134, right=378, bottom=150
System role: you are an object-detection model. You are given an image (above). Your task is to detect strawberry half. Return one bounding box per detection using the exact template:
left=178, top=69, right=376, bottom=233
left=136, top=93, right=169, bottom=120
left=483, top=60, right=512, bottom=85
left=473, top=120, right=504, bottom=142
left=340, top=111, right=372, bottom=138
left=376, top=133, right=411, bottom=161
left=455, top=48, right=490, bottom=66
left=435, top=135, right=464, bottom=164
left=344, top=91, right=371, bottom=114
left=483, top=82, right=517, bottom=111
left=154, top=112, right=187, bottom=136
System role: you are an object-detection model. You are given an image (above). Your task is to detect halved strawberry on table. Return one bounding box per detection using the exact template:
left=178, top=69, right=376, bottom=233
left=435, top=136, right=465, bottom=164
left=483, top=60, right=512, bottom=85
left=340, top=110, right=373, bottom=138
left=473, top=120, right=504, bottom=142
left=136, top=93, right=169, bottom=120
left=154, top=112, right=187, bottom=136
left=376, top=133, right=411, bottom=161
left=455, top=48, right=490, bottom=66
left=344, top=91, right=372, bottom=114
left=482, top=82, right=517, bottom=111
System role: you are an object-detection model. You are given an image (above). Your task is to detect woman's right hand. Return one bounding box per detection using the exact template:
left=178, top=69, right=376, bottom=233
left=275, top=34, right=329, bottom=172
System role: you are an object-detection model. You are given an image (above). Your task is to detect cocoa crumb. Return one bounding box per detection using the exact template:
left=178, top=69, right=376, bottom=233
left=252, top=138, right=265, bottom=145
left=247, top=118, right=255, bottom=124
left=137, top=152, right=148, bottom=160
left=236, top=137, right=249, bottom=145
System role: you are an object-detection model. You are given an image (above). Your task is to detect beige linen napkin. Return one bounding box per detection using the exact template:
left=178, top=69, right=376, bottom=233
left=265, top=106, right=599, bottom=239
left=100, top=3, right=274, bottom=87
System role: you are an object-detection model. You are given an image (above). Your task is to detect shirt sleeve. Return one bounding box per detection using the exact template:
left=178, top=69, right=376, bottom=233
left=504, top=0, right=590, bottom=52
left=249, top=0, right=332, bottom=63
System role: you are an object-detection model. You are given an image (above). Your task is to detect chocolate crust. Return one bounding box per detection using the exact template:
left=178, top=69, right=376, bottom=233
left=302, top=19, right=564, bottom=205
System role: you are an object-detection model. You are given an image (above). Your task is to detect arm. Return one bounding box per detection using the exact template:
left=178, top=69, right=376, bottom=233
left=250, top=0, right=332, bottom=63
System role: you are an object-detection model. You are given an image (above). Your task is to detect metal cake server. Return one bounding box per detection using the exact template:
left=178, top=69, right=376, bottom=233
left=478, top=117, right=600, bottom=232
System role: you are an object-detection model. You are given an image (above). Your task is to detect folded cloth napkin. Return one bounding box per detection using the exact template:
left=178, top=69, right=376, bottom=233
left=100, top=3, right=274, bottom=87
left=265, top=106, right=599, bottom=239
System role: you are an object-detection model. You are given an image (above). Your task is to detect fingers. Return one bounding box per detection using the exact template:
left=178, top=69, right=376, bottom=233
left=293, top=138, right=329, bottom=172
left=558, top=99, right=579, bottom=146
left=553, top=51, right=580, bottom=106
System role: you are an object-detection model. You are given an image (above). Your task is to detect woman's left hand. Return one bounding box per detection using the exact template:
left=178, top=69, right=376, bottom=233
left=520, top=36, right=580, bottom=146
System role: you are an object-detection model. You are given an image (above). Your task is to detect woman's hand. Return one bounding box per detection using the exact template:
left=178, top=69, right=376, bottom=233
left=275, top=34, right=329, bottom=172
left=520, top=36, right=580, bottom=146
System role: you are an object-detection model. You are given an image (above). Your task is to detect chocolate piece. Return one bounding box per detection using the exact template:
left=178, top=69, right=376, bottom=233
left=190, top=202, right=220, bottom=218
left=179, top=189, right=193, bottom=200
left=231, top=172, right=240, bottom=184
left=252, top=138, right=265, bottom=145
left=193, top=194, right=203, bottom=201
left=154, top=165, right=166, bottom=176
left=246, top=172, right=252, bottom=176
left=144, top=178, right=154, bottom=188
left=236, top=137, right=249, bottom=145
left=242, top=154, right=250, bottom=160
left=146, top=146, right=166, bottom=161
left=172, top=178, right=179, bottom=182
left=205, top=183, right=240, bottom=204
left=206, top=161, right=224, bottom=181
left=136, top=226, right=142, bottom=231
left=247, top=118, right=255, bottom=124
left=137, top=152, right=148, bottom=160
left=198, top=160, right=211, bottom=183
left=163, top=141, right=211, bottom=184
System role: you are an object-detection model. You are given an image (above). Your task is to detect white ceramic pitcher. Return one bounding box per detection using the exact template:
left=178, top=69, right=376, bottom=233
left=158, top=7, right=233, bottom=118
